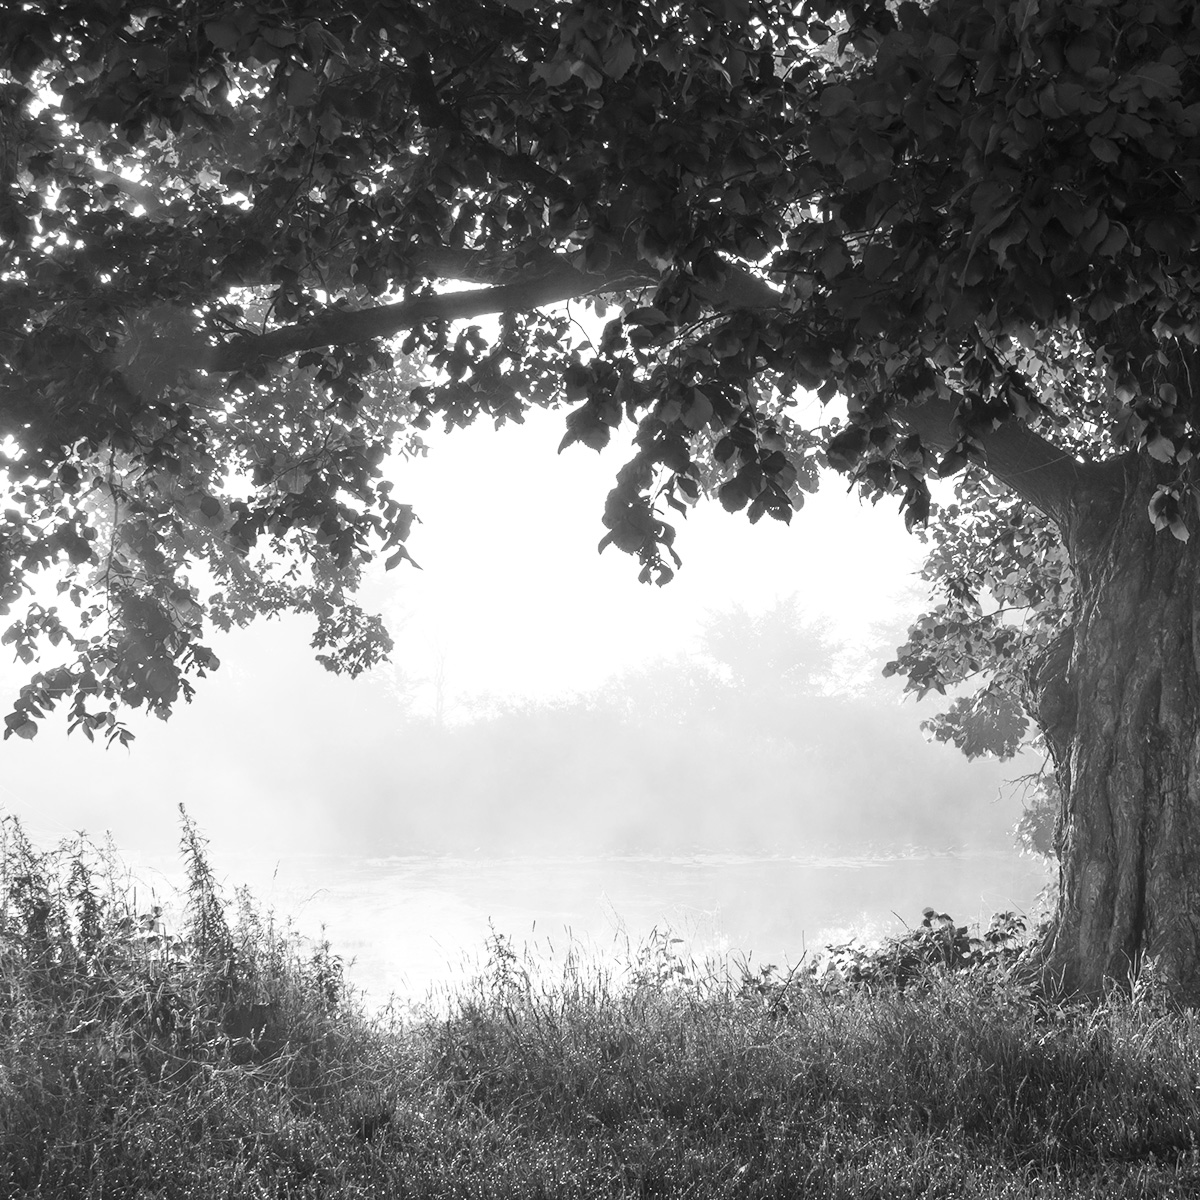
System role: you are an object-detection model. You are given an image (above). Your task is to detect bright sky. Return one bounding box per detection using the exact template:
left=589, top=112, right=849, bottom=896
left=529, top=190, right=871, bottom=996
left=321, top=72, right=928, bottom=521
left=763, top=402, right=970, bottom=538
left=373, top=404, right=929, bottom=715
left=0, top=402, right=936, bottom=854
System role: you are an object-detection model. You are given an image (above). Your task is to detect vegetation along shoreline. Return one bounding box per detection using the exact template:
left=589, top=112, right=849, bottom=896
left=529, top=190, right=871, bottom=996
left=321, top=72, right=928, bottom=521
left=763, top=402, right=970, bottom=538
left=3, top=814, right=1199, bottom=1199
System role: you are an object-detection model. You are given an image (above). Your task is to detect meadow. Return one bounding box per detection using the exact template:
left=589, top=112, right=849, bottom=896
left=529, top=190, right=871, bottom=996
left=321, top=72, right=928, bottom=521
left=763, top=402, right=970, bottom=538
left=2, top=811, right=1198, bottom=1199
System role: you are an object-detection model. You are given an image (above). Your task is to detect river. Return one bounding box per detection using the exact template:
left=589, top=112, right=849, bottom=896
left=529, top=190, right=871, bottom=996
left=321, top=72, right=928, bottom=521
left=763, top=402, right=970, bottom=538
left=138, top=847, right=1053, bottom=1007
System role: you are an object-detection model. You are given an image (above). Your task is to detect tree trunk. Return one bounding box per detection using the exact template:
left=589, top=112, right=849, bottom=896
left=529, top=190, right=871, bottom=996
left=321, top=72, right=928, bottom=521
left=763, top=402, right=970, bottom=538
left=1032, top=457, right=1200, bottom=1000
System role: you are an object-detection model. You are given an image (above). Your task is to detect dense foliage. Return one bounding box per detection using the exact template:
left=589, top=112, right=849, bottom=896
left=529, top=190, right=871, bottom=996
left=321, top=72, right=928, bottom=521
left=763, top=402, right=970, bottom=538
left=2, top=0, right=1196, bottom=744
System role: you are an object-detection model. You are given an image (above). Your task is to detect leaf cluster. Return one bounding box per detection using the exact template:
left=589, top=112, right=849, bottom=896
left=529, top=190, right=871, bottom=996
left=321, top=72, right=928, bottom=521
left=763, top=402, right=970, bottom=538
left=886, top=467, right=1073, bottom=758
left=817, top=906, right=1034, bottom=992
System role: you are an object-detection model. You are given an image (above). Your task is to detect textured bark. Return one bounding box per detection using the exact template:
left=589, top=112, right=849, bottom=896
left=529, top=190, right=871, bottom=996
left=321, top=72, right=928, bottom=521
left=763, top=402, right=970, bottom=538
left=1033, top=457, right=1200, bottom=1000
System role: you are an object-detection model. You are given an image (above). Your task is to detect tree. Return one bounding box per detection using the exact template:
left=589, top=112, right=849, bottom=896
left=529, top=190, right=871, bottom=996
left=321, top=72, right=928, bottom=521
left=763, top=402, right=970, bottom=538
left=1, top=0, right=1199, bottom=997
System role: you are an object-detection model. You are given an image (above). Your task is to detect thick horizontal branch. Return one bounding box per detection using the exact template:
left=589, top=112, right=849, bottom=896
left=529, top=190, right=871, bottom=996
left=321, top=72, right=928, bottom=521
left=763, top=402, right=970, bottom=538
left=201, top=251, right=776, bottom=374
left=196, top=243, right=1114, bottom=530
left=202, top=260, right=650, bottom=373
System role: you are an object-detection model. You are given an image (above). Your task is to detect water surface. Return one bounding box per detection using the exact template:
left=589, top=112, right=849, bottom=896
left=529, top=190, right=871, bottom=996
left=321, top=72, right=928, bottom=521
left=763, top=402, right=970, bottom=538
left=153, top=849, right=1052, bottom=1004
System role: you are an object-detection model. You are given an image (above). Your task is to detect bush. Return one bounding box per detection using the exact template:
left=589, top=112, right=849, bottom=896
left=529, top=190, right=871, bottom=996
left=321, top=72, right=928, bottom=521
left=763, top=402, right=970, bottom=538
left=817, top=907, right=1035, bottom=990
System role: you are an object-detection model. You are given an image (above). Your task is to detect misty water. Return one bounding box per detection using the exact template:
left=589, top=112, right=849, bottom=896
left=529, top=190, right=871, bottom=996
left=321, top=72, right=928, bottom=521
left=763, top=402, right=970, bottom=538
left=141, top=847, right=1053, bottom=1006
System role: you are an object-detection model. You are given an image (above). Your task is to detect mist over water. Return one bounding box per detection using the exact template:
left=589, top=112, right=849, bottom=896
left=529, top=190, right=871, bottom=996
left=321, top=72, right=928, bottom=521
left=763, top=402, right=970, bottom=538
left=2, top=591, right=1051, bottom=1004
left=122, top=847, right=1052, bottom=1006
left=1, top=418, right=1049, bottom=1002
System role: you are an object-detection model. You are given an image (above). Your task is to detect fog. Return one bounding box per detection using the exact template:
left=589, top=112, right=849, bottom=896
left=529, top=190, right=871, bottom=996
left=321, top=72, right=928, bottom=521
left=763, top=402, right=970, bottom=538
left=1, top=411, right=1042, bottom=992
left=2, top=594, right=1028, bottom=863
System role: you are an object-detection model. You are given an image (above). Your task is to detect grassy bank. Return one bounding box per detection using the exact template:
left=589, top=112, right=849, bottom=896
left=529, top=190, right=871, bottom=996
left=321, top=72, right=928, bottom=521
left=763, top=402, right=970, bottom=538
left=2, top=813, right=1199, bottom=1199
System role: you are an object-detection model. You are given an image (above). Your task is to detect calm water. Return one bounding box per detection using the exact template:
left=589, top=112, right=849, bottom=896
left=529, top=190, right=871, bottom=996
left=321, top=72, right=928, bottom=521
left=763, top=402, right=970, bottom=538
left=143, top=849, right=1053, bottom=1006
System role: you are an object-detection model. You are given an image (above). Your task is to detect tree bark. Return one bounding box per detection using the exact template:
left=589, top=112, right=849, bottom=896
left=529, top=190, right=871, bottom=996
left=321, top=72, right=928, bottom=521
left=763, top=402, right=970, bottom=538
left=202, top=261, right=638, bottom=373
left=199, top=254, right=779, bottom=375
left=1032, top=455, right=1200, bottom=1000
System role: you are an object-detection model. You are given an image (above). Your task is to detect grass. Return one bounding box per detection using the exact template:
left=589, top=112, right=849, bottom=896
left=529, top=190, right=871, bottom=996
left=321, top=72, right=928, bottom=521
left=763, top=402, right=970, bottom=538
left=2, top=810, right=1199, bottom=1198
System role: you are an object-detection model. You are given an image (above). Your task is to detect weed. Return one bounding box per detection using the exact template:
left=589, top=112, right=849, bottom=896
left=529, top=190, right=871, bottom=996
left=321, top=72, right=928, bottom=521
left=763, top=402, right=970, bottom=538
left=2, top=815, right=1198, bottom=1198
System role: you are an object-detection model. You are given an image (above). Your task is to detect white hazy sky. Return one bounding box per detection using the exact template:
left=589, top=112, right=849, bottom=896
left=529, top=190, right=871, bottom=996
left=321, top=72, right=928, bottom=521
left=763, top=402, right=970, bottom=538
left=1, top=404, right=936, bottom=851
left=376, top=405, right=929, bottom=712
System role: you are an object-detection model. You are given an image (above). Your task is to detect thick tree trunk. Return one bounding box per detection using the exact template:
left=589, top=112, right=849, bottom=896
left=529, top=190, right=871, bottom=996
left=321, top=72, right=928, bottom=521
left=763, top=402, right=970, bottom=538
left=1032, top=458, right=1200, bottom=1000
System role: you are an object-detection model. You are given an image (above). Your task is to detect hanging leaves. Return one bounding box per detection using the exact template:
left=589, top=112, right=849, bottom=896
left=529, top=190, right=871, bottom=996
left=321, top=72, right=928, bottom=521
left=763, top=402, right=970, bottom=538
left=3, top=0, right=1200, bottom=735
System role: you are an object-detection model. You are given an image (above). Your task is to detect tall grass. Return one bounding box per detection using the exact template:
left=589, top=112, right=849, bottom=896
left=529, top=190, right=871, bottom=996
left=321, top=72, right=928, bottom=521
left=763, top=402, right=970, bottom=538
left=2, top=810, right=1198, bottom=1198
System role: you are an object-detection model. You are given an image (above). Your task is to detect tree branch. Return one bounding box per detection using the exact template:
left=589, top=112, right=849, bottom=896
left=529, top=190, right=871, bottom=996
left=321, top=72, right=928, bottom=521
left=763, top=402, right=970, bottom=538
left=201, top=251, right=776, bottom=374
left=92, top=169, right=169, bottom=214
left=202, top=258, right=652, bottom=373
left=898, top=394, right=1122, bottom=530
left=197, top=247, right=1115, bottom=532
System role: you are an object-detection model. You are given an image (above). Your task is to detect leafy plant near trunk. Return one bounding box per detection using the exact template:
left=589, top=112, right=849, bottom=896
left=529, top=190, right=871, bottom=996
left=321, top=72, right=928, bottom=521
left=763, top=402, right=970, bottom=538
left=3, top=1, right=1200, bottom=994
left=819, top=907, right=1033, bottom=990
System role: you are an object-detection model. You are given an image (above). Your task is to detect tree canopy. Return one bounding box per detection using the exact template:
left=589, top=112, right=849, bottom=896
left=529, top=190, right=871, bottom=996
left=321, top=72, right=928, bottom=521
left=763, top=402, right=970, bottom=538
left=1, top=0, right=1195, bottom=741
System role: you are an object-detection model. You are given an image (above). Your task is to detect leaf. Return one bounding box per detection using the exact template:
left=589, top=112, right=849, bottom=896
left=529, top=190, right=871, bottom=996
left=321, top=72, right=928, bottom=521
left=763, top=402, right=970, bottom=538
left=861, top=243, right=895, bottom=280
left=532, top=58, right=574, bottom=87
left=391, top=504, right=416, bottom=543
left=1148, top=485, right=1178, bottom=531
left=825, top=425, right=868, bottom=472
left=602, top=37, right=636, bottom=79
left=569, top=60, right=604, bottom=90
left=559, top=405, right=611, bottom=452
left=681, top=389, right=713, bottom=431
left=928, top=34, right=963, bottom=85
left=936, top=447, right=971, bottom=477
left=807, top=123, right=840, bottom=164
left=1080, top=211, right=1111, bottom=254
left=287, top=69, right=319, bottom=107
left=384, top=545, right=420, bottom=570
left=818, top=85, right=855, bottom=118
left=1145, top=219, right=1181, bottom=254
left=1096, top=221, right=1128, bottom=257
left=563, top=361, right=591, bottom=400
left=988, top=214, right=1029, bottom=264
left=1065, top=36, right=1101, bottom=74
left=1127, top=61, right=1181, bottom=101
left=3, top=713, right=37, bottom=740
left=204, top=20, right=241, bottom=50
left=718, top=475, right=752, bottom=512
left=624, top=306, right=669, bottom=327
left=259, top=26, right=299, bottom=48
left=816, top=240, right=848, bottom=279
left=1146, top=433, right=1175, bottom=462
